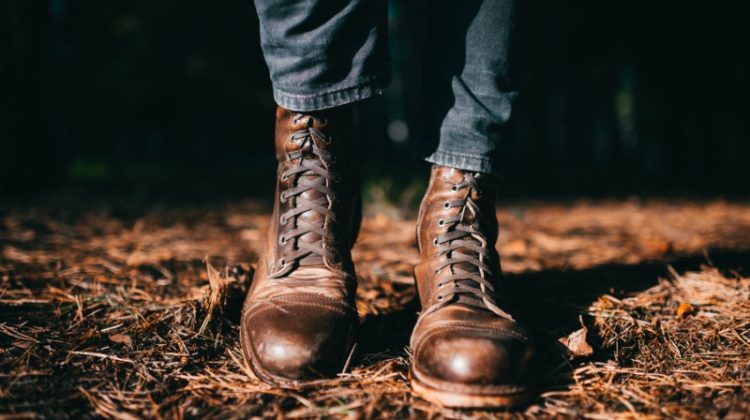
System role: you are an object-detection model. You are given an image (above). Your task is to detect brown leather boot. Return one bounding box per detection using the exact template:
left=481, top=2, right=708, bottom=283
left=410, top=165, right=536, bottom=407
left=240, top=106, right=361, bottom=385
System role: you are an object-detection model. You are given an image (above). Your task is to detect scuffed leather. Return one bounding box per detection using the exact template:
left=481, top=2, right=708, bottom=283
left=411, top=166, right=536, bottom=391
left=240, top=106, right=360, bottom=382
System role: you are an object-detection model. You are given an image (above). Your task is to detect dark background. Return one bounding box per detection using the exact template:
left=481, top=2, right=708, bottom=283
left=2, top=0, right=749, bottom=203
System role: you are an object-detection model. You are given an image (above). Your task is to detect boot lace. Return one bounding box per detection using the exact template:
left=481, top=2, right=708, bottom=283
left=270, top=113, right=339, bottom=277
left=430, top=172, right=514, bottom=320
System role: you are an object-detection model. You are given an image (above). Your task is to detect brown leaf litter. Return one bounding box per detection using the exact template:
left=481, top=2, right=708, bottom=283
left=1, top=196, right=749, bottom=418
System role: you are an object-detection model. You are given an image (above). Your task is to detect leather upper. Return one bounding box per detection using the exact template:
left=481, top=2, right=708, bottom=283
left=411, top=166, right=535, bottom=392
left=241, top=106, right=360, bottom=382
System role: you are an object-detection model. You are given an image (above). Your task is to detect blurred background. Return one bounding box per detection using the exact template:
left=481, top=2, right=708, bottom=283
left=2, top=0, right=749, bottom=204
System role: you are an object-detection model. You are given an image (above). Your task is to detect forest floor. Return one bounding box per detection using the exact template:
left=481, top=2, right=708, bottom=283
left=1, top=193, right=749, bottom=419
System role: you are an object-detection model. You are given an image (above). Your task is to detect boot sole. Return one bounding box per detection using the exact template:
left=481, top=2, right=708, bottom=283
left=410, top=369, right=531, bottom=408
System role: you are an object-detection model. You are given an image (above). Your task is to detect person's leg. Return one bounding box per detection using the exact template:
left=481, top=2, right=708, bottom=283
left=419, top=0, right=517, bottom=175
left=255, top=0, right=390, bottom=111
left=241, top=0, right=388, bottom=385
left=410, top=0, right=537, bottom=408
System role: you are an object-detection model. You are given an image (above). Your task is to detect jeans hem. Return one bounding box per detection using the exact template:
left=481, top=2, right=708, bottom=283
left=423, top=150, right=496, bottom=175
left=273, top=71, right=390, bottom=112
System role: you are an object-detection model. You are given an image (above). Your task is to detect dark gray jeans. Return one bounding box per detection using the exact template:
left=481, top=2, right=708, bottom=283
left=255, top=0, right=517, bottom=175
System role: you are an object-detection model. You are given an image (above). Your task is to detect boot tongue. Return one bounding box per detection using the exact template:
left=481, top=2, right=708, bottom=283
left=290, top=118, right=331, bottom=267
left=449, top=184, right=492, bottom=306
left=296, top=182, right=327, bottom=267
left=285, top=118, right=330, bottom=154
left=455, top=189, right=481, bottom=264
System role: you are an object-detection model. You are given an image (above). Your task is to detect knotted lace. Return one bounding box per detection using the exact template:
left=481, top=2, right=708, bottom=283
left=429, top=172, right=514, bottom=320
left=270, top=113, right=339, bottom=278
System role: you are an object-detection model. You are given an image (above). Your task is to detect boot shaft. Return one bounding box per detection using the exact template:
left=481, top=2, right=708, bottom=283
left=415, top=165, right=501, bottom=311
left=267, top=106, right=361, bottom=276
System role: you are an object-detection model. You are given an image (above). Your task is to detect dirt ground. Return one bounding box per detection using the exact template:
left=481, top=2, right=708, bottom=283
left=1, top=194, right=749, bottom=419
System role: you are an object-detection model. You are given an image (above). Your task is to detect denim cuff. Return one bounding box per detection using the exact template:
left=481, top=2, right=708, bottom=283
left=272, top=70, right=391, bottom=112
left=423, top=150, right=496, bottom=175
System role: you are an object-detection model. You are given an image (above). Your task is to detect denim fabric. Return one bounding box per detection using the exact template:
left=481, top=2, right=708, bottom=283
left=254, top=0, right=390, bottom=111
left=255, top=0, right=516, bottom=174
left=419, top=0, right=518, bottom=175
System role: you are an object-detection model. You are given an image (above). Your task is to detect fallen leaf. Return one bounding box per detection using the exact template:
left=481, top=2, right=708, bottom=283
left=559, top=317, right=594, bottom=358
left=109, top=334, right=132, bottom=346
left=676, top=302, right=694, bottom=318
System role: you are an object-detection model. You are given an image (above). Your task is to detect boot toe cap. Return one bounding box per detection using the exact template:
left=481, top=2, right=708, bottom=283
left=242, top=300, right=355, bottom=381
left=414, top=329, right=535, bottom=387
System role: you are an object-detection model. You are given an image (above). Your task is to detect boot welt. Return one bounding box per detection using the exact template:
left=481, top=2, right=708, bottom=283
left=409, top=367, right=532, bottom=409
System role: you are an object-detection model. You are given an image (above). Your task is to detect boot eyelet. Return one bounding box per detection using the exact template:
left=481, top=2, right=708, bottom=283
left=443, top=202, right=450, bottom=209
left=280, top=192, right=288, bottom=203
left=436, top=295, right=445, bottom=301
left=452, top=185, right=459, bottom=191
left=432, top=238, right=438, bottom=245
left=279, top=236, right=287, bottom=245
left=438, top=220, right=445, bottom=226
left=279, top=258, right=286, bottom=267
left=437, top=282, right=444, bottom=288
left=280, top=215, right=287, bottom=225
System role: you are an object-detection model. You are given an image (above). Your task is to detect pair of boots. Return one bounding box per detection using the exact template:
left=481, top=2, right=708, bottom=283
left=240, top=106, right=535, bottom=408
